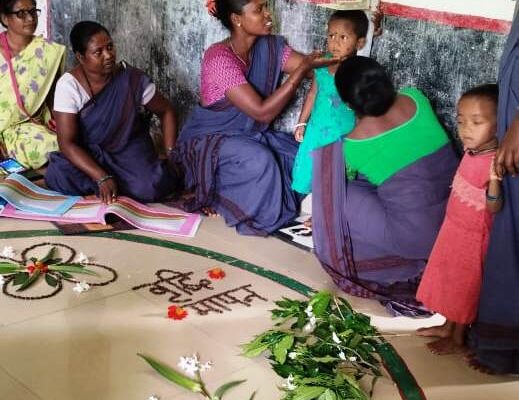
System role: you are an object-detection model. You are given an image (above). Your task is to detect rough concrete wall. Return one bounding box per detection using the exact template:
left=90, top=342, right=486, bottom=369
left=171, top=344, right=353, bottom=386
left=50, top=0, right=506, bottom=137
left=50, top=0, right=333, bottom=129
left=372, top=15, right=507, bottom=137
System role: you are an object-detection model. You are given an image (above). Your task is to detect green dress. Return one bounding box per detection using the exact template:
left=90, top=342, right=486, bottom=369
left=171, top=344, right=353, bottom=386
left=291, top=66, right=355, bottom=194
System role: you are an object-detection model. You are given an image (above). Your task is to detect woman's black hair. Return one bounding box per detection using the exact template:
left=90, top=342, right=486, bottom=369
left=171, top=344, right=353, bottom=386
left=214, top=0, right=249, bottom=31
left=335, top=56, right=396, bottom=117
left=329, top=10, right=369, bottom=39
left=460, top=83, right=499, bottom=107
left=70, top=20, right=110, bottom=55
left=0, top=0, right=37, bottom=28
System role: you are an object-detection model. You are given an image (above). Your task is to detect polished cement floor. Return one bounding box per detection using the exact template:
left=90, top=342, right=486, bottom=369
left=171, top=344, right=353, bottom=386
left=0, top=215, right=517, bottom=400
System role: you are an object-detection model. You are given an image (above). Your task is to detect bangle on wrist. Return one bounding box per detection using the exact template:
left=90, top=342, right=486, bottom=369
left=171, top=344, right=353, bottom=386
left=96, top=174, right=114, bottom=187
left=294, top=122, right=307, bottom=129
left=486, top=189, right=503, bottom=202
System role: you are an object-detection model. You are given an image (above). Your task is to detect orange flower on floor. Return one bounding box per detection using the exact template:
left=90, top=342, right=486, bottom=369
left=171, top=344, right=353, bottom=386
left=208, top=267, right=226, bottom=280
left=168, top=305, right=188, bottom=320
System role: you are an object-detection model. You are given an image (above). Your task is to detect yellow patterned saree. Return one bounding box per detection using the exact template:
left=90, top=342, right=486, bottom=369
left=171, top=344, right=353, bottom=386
left=0, top=34, right=65, bottom=168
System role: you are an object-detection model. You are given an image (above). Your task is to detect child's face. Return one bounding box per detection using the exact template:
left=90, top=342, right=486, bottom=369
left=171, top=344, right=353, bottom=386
left=327, top=19, right=365, bottom=61
left=457, top=96, right=497, bottom=150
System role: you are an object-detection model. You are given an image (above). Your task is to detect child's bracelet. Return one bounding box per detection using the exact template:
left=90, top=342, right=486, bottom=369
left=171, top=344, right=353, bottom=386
left=486, top=189, right=503, bottom=202
left=294, top=122, right=307, bottom=129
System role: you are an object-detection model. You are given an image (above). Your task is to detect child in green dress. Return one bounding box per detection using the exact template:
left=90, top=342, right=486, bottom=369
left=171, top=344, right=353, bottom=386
left=292, top=10, right=369, bottom=195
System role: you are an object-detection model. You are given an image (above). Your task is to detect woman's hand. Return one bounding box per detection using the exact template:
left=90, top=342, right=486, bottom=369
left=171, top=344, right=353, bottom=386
left=294, top=125, right=306, bottom=142
left=495, top=114, right=519, bottom=177
left=299, top=51, right=339, bottom=72
left=98, top=177, right=118, bottom=204
left=372, top=4, right=384, bottom=37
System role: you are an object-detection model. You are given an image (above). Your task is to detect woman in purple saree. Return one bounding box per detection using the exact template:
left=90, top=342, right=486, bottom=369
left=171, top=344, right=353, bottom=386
left=468, top=15, right=519, bottom=374
left=173, top=0, right=334, bottom=235
left=45, top=22, right=180, bottom=203
left=312, top=57, right=459, bottom=316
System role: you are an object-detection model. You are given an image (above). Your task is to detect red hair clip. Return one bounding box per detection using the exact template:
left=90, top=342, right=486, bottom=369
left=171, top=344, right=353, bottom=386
left=206, top=0, right=217, bottom=16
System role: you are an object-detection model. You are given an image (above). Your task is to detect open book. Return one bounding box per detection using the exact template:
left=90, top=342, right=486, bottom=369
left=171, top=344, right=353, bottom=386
left=0, top=174, right=201, bottom=238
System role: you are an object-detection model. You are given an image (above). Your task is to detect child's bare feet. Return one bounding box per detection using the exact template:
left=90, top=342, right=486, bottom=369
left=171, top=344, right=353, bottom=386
left=201, top=207, right=219, bottom=217
left=427, top=337, right=468, bottom=355
left=303, top=217, right=312, bottom=228
left=416, top=321, right=454, bottom=338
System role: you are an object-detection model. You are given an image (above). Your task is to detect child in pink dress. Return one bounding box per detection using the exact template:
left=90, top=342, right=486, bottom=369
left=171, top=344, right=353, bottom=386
left=416, top=84, right=503, bottom=355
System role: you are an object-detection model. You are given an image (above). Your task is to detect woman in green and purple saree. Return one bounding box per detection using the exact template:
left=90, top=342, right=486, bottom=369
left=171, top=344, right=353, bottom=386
left=0, top=0, right=64, bottom=168
left=312, top=57, right=459, bottom=316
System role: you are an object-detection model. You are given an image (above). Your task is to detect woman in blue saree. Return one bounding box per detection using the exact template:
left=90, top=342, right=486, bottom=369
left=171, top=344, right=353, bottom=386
left=45, top=21, right=180, bottom=203
left=173, top=0, right=335, bottom=235
left=469, top=16, right=519, bottom=374
left=312, top=57, right=459, bottom=316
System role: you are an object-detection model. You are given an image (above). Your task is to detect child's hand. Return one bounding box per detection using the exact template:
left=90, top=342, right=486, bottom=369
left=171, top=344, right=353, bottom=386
left=490, top=156, right=502, bottom=181
left=294, top=125, right=306, bottom=142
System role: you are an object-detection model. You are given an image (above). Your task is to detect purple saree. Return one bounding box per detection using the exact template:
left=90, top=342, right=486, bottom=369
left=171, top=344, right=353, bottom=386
left=469, top=17, right=519, bottom=374
left=45, top=65, right=179, bottom=203
left=172, top=35, right=300, bottom=236
left=312, top=141, right=458, bottom=316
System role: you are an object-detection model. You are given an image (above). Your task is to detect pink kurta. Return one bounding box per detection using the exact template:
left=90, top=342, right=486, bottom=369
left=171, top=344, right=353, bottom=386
left=417, top=151, right=495, bottom=324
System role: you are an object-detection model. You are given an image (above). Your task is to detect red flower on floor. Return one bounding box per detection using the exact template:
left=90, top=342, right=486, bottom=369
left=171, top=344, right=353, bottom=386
left=208, top=267, right=226, bottom=280
left=168, top=305, right=188, bottom=320
left=26, top=261, right=48, bottom=274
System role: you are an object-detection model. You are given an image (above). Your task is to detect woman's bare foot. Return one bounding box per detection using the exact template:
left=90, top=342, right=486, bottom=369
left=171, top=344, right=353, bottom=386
left=201, top=207, right=219, bottom=217
left=464, top=353, right=495, bottom=374
left=416, top=321, right=454, bottom=338
left=303, top=217, right=312, bottom=228
left=427, top=337, right=468, bottom=355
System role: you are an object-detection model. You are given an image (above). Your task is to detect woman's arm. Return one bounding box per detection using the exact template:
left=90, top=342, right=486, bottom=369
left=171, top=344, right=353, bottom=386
left=294, top=77, right=317, bottom=142
left=54, top=111, right=117, bottom=204
left=145, top=91, right=178, bottom=156
left=226, top=52, right=335, bottom=125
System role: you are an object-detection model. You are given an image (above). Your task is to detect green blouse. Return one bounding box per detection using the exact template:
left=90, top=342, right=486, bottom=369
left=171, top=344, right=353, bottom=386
left=343, top=87, right=449, bottom=185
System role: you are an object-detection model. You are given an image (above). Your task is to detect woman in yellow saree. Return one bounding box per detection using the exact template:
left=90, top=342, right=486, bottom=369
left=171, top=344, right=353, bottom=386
left=0, top=0, right=65, bottom=169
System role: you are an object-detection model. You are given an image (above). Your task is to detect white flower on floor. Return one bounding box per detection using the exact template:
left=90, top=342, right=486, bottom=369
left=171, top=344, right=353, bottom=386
left=147, top=395, right=160, bottom=400
left=1, top=246, right=16, bottom=258
left=178, top=354, right=212, bottom=377
left=72, top=281, right=90, bottom=293
left=282, top=374, right=297, bottom=391
left=0, top=275, right=5, bottom=285
left=304, top=305, right=314, bottom=318
left=332, top=332, right=342, bottom=344
left=76, top=252, right=90, bottom=264
left=288, top=351, right=298, bottom=360
left=199, top=361, right=212, bottom=372
left=338, top=351, right=346, bottom=361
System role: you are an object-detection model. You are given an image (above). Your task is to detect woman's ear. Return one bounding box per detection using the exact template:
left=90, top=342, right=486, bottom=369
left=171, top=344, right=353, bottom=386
left=230, top=13, right=242, bottom=29
left=0, top=14, right=8, bottom=28
left=75, top=52, right=84, bottom=64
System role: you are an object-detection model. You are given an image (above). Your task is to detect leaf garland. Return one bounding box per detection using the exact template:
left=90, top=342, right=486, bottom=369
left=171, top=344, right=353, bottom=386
left=241, top=291, right=381, bottom=400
